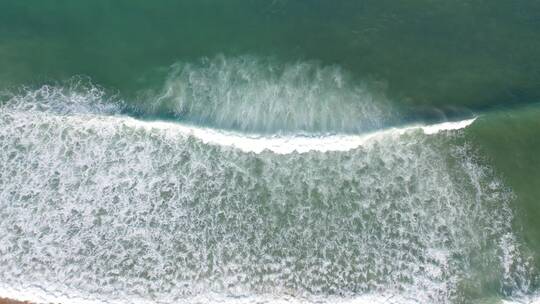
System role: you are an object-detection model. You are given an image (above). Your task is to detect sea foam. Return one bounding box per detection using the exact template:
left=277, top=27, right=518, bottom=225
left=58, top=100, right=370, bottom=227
left=0, top=81, right=533, bottom=304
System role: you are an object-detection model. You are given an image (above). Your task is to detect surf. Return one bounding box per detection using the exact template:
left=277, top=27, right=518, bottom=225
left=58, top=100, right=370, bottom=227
left=0, top=74, right=534, bottom=304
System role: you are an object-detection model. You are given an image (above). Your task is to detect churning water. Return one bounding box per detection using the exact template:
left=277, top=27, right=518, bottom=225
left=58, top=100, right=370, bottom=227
left=0, top=69, right=536, bottom=303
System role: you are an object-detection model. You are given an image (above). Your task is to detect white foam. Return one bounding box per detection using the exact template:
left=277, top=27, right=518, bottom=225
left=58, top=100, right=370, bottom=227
left=502, top=296, right=540, bottom=304
left=1, top=109, right=476, bottom=155
left=3, top=283, right=538, bottom=304
left=0, top=284, right=104, bottom=304
left=2, top=109, right=525, bottom=304
left=3, top=109, right=476, bottom=154
left=118, top=116, right=477, bottom=154
left=421, top=119, right=477, bottom=134
left=0, top=76, right=530, bottom=304
left=0, top=283, right=421, bottom=304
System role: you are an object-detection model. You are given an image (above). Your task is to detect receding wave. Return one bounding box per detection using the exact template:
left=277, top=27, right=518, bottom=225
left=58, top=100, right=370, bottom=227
left=0, top=83, right=534, bottom=304
left=143, top=56, right=395, bottom=134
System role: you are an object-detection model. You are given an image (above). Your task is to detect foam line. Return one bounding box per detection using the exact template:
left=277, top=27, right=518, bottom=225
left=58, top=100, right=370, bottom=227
left=2, top=283, right=538, bottom=304
left=5, top=110, right=476, bottom=154
left=120, top=117, right=477, bottom=154
left=0, top=283, right=427, bottom=304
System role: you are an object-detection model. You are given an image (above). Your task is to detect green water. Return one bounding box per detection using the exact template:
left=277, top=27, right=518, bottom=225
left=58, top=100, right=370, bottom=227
left=2, top=1, right=540, bottom=110
left=467, top=106, right=540, bottom=266
left=0, top=1, right=539, bottom=303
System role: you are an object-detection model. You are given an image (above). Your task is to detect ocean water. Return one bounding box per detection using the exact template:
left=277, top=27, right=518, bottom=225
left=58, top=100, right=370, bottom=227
left=0, top=2, right=539, bottom=304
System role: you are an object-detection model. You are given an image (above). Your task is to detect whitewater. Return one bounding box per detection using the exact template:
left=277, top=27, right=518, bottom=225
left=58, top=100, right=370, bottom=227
left=0, top=84, right=534, bottom=304
left=0, top=57, right=536, bottom=303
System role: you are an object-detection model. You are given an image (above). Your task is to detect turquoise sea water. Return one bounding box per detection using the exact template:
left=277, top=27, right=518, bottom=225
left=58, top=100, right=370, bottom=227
left=0, top=2, right=539, bottom=303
